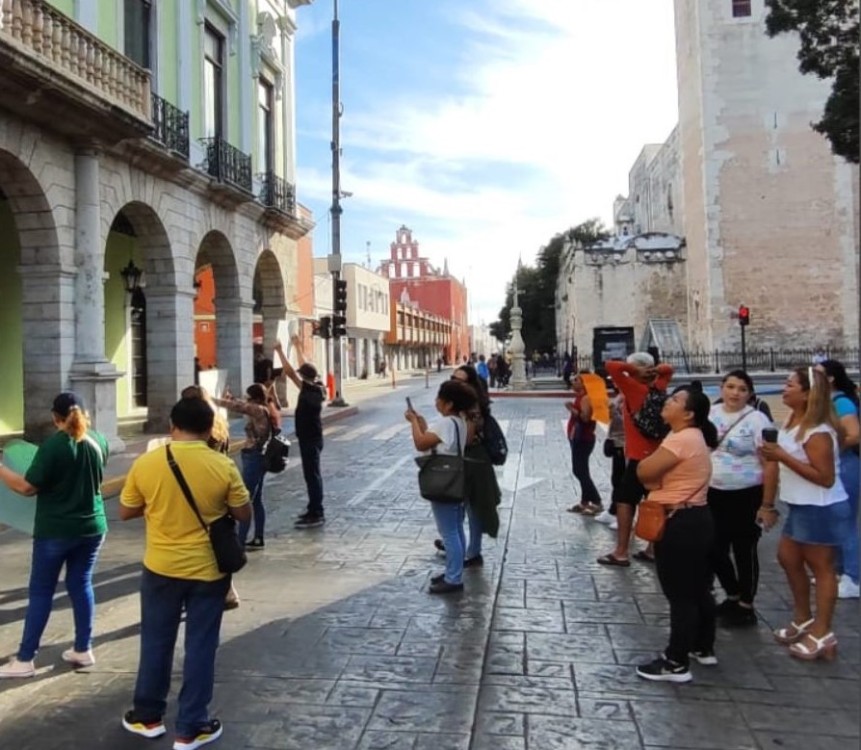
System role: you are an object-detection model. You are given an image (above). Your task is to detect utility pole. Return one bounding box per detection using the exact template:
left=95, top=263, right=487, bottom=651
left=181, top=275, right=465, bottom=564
left=328, top=0, right=347, bottom=406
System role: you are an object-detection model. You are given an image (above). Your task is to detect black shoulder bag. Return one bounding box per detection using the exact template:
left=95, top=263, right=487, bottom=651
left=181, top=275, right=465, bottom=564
left=165, top=445, right=247, bottom=574
left=415, top=417, right=467, bottom=503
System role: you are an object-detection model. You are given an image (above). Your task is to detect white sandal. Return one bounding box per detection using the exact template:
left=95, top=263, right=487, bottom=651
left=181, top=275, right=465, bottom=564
left=773, top=618, right=814, bottom=645
left=789, top=632, right=838, bottom=661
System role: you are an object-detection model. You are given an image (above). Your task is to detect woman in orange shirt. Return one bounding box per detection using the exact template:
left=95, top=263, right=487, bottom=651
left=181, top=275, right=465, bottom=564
left=635, top=386, right=719, bottom=684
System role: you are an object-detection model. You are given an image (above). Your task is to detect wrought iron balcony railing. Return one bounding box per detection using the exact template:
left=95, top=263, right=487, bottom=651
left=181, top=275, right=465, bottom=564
left=200, top=136, right=252, bottom=193
left=257, top=171, right=296, bottom=215
left=150, top=92, right=189, bottom=159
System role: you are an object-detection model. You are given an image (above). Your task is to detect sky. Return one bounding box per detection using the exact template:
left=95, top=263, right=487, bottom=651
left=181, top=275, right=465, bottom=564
left=293, top=0, right=679, bottom=326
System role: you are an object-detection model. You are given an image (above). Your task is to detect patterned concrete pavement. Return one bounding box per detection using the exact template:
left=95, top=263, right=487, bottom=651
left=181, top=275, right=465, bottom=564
left=0, top=390, right=858, bottom=749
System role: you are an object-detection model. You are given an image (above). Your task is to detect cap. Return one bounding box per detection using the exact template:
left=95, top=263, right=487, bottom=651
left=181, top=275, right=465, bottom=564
left=52, top=392, right=83, bottom=417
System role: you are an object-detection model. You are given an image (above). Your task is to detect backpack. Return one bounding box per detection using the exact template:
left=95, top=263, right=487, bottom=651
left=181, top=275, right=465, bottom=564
left=630, top=387, right=669, bottom=441
left=481, top=414, right=508, bottom=466
left=263, top=431, right=291, bottom=473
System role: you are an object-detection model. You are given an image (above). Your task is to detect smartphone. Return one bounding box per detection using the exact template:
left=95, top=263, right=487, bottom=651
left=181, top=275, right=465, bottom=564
left=406, top=397, right=414, bottom=412
left=762, top=428, right=779, bottom=443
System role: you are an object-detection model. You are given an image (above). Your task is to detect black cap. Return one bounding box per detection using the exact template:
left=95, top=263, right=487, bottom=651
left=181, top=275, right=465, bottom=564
left=52, top=392, right=83, bottom=417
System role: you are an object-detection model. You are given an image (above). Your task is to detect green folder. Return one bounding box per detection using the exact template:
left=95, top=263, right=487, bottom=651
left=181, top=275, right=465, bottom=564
left=0, top=440, right=39, bottom=534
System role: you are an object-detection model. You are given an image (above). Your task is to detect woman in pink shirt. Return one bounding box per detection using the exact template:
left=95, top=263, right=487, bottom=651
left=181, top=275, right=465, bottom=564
left=635, top=386, right=719, bottom=684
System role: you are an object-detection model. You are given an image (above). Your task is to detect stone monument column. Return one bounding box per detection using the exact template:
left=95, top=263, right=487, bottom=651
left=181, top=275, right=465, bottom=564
left=508, top=287, right=529, bottom=390
left=68, top=149, right=124, bottom=451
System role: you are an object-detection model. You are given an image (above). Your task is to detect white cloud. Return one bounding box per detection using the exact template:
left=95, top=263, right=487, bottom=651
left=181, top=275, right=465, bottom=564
left=300, top=0, right=679, bottom=326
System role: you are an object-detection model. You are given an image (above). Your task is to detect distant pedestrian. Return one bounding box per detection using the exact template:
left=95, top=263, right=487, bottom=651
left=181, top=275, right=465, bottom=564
left=476, top=355, right=490, bottom=387
left=707, top=370, right=777, bottom=627
left=212, top=384, right=272, bottom=549
left=762, top=368, right=849, bottom=661
left=815, top=359, right=860, bottom=599
left=407, top=379, right=478, bottom=594
left=488, top=355, right=498, bottom=388
left=566, top=372, right=602, bottom=514
left=119, top=396, right=250, bottom=748
left=0, top=392, right=108, bottom=678
left=275, top=337, right=327, bottom=529
left=635, top=386, right=718, bottom=683
left=594, top=382, right=626, bottom=528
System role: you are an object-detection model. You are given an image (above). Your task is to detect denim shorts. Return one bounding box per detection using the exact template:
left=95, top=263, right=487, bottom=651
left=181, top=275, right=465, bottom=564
left=782, top=501, right=852, bottom=546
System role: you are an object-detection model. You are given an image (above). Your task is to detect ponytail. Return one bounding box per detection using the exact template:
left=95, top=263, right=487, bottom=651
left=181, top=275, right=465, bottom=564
left=683, top=390, right=719, bottom=449
left=65, top=406, right=90, bottom=441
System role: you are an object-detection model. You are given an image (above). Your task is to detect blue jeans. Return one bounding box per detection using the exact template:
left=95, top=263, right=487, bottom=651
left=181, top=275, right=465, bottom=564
left=465, top=500, right=482, bottom=559
left=133, top=567, right=229, bottom=737
left=239, top=448, right=266, bottom=543
left=431, top=502, right=465, bottom=584
left=299, top=439, right=324, bottom=516
left=837, top=451, right=860, bottom=583
left=18, top=534, right=104, bottom=661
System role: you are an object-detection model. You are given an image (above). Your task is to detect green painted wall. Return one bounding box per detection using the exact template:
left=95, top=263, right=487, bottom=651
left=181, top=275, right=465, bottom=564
left=0, top=200, right=24, bottom=433
left=104, top=233, right=135, bottom=418
left=158, top=0, right=179, bottom=104
left=97, top=0, right=120, bottom=48
left=48, top=0, right=75, bottom=17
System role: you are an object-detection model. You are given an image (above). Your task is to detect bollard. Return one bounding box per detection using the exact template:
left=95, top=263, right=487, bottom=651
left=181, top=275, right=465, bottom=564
left=326, top=372, right=335, bottom=401
left=425, top=369, right=429, bottom=388
left=391, top=368, right=396, bottom=389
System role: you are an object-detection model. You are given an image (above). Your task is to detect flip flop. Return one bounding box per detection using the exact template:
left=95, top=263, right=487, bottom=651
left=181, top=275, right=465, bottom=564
left=582, top=505, right=603, bottom=516
left=568, top=505, right=586, bottom=514
left=633, top=551, right=656, bottom=563
left=597, top=553, right=630, bottom=567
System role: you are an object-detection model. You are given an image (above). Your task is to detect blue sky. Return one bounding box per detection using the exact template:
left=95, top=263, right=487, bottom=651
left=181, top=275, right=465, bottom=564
left=294, top=0, right=679, bottom=325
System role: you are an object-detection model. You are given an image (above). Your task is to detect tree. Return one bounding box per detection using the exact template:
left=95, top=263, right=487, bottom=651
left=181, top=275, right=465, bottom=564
left=765, top=0, right=860, bottom=163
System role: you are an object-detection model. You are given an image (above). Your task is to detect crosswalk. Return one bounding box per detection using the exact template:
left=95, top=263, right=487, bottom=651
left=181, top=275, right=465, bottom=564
left=321, top=418, right=584, bottom=442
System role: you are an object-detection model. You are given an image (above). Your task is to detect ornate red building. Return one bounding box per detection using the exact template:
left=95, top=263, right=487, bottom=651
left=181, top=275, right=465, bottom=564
left=381, top=226, right=469, bottom=364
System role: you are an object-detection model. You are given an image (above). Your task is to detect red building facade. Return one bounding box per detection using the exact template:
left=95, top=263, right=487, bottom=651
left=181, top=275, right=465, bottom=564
left=381, top=226, right=469, bottom=364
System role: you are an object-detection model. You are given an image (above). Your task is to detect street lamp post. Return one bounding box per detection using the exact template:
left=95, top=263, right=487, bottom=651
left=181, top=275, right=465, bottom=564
left=328, top=0, right=348, bottom=406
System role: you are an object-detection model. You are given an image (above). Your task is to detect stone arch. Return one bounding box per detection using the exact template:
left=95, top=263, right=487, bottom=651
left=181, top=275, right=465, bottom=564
left=103, top=201, right=183, bottom=432
left=0, top=146, right=71, bottom=438
left=253, top=248, right=287, bottom=354
left=195, top=230, right=248, bottom=391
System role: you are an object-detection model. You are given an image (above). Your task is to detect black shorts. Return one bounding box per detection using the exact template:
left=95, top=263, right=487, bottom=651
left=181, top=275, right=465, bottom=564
left=614, top=459, right=647, bottom=506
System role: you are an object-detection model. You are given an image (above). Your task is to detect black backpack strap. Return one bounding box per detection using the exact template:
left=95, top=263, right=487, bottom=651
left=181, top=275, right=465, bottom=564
left=165, top=445, right=208, bottom=533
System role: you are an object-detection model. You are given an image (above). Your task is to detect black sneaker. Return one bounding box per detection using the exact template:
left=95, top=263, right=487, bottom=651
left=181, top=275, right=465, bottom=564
left=428, top=579, right=464, bottom=595
left=689, top=650, right=719, bottom=666
left=295, top=514, right=325, bottom=529
left=245, top=537, right=264, bottom=551
left=715, top=598, right=741, bottom=616
left=173, top=719, right=223, bottom=750
left=721, top=604, right=757, bottom=628
left=430, top=573, right=445, bottom=584
left=464, top=554, right=484, bottom=568
left=122, top=710, right=166, bottom=739
left=636, top=657, right=692, bottom=683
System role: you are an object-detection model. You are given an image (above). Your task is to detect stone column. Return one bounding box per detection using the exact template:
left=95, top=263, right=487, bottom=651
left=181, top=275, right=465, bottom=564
left=261, top=302, right=287, bottom=402
left=68, top=149, right=124, bottom=451
left=509, top=298, right=530, bottom=390
left=215, top=297, right=254, bottom=393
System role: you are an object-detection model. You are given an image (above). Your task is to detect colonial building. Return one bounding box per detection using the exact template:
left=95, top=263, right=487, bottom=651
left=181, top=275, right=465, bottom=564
left=0, top=0, right=315, bottom=444
left=557, top=0, right=859, bottom=364
left=380, top=226, right=470, bottom=364
left=386, top=290, right=451, bottom=371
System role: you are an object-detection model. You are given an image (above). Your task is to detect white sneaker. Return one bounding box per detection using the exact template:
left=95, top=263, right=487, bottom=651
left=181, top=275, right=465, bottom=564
left=0, top=658, right=35, bottom=678
left=609, top=518, right=618, bottom=530
left=594, top=510, right=614, bottom=525
left=62, top=648, right=95, bottom=667
left=837, top=575, right=860, bottom=599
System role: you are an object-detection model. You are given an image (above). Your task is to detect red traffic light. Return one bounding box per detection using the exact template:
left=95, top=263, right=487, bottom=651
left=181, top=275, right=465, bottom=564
left=738, top=305, right=750, bottom=327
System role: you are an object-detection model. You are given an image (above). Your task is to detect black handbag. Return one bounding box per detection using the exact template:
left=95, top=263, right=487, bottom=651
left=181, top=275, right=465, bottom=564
left=262, top=428, right=291, bottom=474
left=415, top=418, right=467, bottom=503
left=166, top=445, right=247, bottom=574
left=602, top=438, right=616, bottom=458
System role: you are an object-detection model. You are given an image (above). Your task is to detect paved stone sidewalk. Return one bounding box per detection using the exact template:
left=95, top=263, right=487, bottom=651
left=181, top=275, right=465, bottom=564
left=0, top=396, right=857, bottom=749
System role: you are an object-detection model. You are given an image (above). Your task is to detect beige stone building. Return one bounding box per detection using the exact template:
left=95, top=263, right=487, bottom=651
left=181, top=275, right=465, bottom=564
left=557, top=0, right=859, bottom=364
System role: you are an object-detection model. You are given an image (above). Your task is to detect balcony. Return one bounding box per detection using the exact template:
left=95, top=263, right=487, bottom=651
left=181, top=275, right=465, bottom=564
left=150, top=92, right=189, bottom=159
left=0, top=0, right=152, bottom=142
left=200, top=136, right=253, bottom=195
left=257, top=171, right=296, bottom=215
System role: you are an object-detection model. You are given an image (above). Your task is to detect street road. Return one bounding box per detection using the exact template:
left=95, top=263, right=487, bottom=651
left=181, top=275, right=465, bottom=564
left=0, top=378, right=858, bottom=749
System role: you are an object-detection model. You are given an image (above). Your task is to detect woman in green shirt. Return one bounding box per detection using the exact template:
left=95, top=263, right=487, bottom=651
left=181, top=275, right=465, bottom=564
left=0, top=392, right=108, bottom=678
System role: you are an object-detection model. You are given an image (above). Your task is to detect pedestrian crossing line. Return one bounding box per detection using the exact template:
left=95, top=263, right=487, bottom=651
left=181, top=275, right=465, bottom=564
left=372, top=422, right=409, bottom=441
left=561, top=419, right=569, bottom=436
left=496, top=419, right=510, bottom=437
left=331, top=423, right=377, bottom=442
left=525, top=419, right=545, bottom=436
left=323, top=424, right=347, bottom=436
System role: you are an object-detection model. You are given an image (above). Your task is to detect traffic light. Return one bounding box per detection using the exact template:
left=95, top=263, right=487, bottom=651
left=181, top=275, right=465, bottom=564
left=334, top=279, right=348, bottom=313
left=318, top=315, right=332, bottom=339
left=738, top=305, right=750, bottom=327
left=332, top=314, right=347, bottom=338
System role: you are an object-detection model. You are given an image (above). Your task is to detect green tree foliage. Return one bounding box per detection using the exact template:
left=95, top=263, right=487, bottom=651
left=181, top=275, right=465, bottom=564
left=489, top=219, right=611, bottom=353
left=765, top=0, right=859, bottom=163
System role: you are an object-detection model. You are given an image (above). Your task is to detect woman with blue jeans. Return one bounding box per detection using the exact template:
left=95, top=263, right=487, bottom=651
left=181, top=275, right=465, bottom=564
left=407, top=379, right=478, bottom=594
left=816, top=360, right=860, bottom=599
left=0, top=392, right=108, bottom=678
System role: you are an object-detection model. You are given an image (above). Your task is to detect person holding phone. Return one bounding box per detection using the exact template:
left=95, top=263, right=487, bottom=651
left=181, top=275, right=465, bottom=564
left=760, top=368, right=849, bottom=661
left=707, top=370, right=778, bottom=628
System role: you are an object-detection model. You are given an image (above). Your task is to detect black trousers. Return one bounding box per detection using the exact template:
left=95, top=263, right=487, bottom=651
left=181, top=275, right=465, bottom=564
left=570, top=439, right=602, bottom=506
left=707, top=485, right=763, bottom=604
left=654, top=506, right=716, bottom=666
left=608, top=447, right=626, bottom=515
left=299, top=438, right=324, bottom=516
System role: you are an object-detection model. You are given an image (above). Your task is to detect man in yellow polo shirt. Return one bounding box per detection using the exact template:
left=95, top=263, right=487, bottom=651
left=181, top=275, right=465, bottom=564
left=119, top=396, right=250, bottom=750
